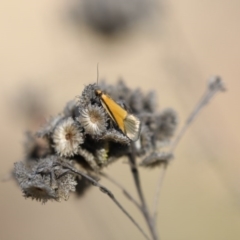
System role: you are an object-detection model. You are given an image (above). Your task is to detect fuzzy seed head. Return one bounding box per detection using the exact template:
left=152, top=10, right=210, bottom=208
left=53, top=118, right=83, bottom=157
left=79, top=104, right=107, bottom=136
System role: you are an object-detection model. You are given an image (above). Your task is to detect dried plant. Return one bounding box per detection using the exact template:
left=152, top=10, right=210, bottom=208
left=12, top=77, right=225, bottom=240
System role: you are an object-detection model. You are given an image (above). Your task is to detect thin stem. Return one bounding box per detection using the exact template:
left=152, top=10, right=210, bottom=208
left=128, top=144, right=159, bottom=240
left=63, top=164, right=151, bottom=240
left=152, top=76, right=226, bottom=227
left=152, top=163, right=167, bottom=225
left=101, top=172, right=141, bottom=211
left=170, top=76, right=225, bottom=153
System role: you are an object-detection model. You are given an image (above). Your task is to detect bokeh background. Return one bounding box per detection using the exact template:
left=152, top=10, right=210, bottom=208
left=1, top=0, right=240, bottom=239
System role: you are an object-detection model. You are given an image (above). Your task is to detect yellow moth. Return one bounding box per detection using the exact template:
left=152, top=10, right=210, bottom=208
left=95, top=89, right=141, bottom=141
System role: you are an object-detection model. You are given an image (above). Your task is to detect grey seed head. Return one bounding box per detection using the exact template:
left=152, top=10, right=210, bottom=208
left=53, top=117, right=84, bottom=157
left=140, top=152, right=174, bottom=168
left=79, top=104, right=107, bottom=136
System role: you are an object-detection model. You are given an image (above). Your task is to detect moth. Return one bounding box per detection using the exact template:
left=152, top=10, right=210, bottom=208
left=95, top=89, right=141, bottom=141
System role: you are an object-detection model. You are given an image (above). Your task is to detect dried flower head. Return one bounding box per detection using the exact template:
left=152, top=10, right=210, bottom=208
left=79, top=104, right=107, bottom=136
left=156, top=108, right=178, bottom=141
left=208, top=76, right=226, bottom=92
left=140, top=152, right=174, bottom=168
left=53, top=117, right=83, bottom=157
left=14, top=157, right=77, bottom=203
left=77, top=84, right=98, bottom=108
left=143, top=91, right=157, bottom=113
left=21, top=175, right=58, bottom=203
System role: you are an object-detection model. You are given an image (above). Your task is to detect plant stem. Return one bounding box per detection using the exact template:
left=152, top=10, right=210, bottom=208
left=128, top=144, right=159, bottom=240
left=170, top=76, right=225, bottom=153
left=152, top=163, right=167, bottom=225
left=152, top=76, right=226, bottom=227
left=101, top=172, right=141, bottom=211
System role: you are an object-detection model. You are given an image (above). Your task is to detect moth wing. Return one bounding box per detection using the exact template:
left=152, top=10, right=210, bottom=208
left=100, top=97, right=127, bottom=133
left=124, top=114, right=141, bottom=141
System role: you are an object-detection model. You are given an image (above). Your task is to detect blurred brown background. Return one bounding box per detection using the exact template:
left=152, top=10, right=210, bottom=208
left=1, top=0, right=240, bottom=239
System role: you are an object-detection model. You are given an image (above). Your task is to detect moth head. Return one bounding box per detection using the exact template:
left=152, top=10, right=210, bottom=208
left=95, top=89, right=102, bottom=97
